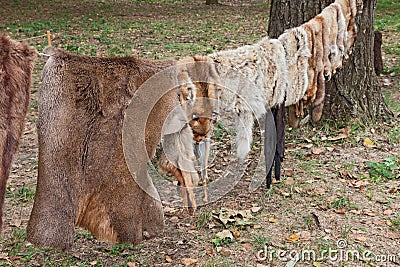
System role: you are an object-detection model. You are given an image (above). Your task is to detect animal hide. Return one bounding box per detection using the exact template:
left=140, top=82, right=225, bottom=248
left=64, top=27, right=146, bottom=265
left=332, top=2, right=347, bottom=66
left=302, top=15, right=328, bottom=124
left=278, top=27, right=311, bottom=107
left=208, top=38, right=287, bottom=159
left=27, top=47, right=183, bottom=249
left=0, top=36, right=36, bottom=231
left=374, top=30, right=383, bottom=76
left=278, top=27, right=310, bottom=129
left=300, top=23, right=318, bottom=107
left=336, top=0, right=358, bottom=57
left=322, top=5, right=340, bottom=75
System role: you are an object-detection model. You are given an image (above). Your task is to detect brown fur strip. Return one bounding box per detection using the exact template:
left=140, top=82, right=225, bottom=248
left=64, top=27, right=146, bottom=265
left=0, top=36, right=36, bottom=231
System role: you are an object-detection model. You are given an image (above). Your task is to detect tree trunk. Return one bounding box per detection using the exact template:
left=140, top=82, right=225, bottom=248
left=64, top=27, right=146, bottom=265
left=206, top=0, right=219, bottom=5
left=268, top=0, right=393, bottom=123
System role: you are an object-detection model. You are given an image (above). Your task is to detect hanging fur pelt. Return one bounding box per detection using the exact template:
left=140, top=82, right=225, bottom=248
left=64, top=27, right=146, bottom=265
left=208, top=37, right=287, bottom=159
left=27, top=47, right=200, bottom=249
left=0, top=36, right=37, bottom=232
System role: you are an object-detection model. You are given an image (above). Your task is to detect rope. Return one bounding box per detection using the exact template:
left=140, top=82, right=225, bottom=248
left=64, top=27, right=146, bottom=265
left=19, top=30, right=53, bottom=46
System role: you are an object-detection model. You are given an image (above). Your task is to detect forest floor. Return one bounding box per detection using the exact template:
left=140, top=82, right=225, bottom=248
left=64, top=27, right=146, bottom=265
left=0, top=0, right=399, bottom=266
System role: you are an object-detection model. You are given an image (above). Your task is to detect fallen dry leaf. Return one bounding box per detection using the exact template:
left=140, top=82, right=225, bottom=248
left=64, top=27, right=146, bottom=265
left=182, top=258, right=198, bottom=266
left=311, top=147, right=323, bottom=155
left=328, top=126, right=350, bottom=141
left=89, top=261, right=98, bottom=266
left=383, top=209, right=393, bottom=215
left=355, top=236, right=367, bottom=242
left=127, top=263, right=137, bottom=267
left=269, top=217, right=278, bottom=223
left=220, top=249, right=231, bottom=256
left=326, top=147, right=334, bottom=152
left=287, top=233, right=299, bottom=242
left=363, top=138, right=375, bottom=148
left=361, top=210, right=377, bottom=217
left=335, top=208, right=346, bottom=215
left=165, top=256, right=173, bottom=263
left=233, top=230, right=240, bottom=238
left=284, top=177, right=295, bottom=186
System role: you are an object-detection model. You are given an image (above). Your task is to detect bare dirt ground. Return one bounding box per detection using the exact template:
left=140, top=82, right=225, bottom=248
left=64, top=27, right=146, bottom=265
left=0, top=0, right=399, bottom=266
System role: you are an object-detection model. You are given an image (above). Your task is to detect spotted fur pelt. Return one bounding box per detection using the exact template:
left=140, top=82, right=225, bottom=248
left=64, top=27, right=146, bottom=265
left=0, top=36, right=36, bottom=232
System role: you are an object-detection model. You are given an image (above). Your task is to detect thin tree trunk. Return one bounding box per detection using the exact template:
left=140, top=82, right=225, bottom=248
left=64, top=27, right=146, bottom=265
left=268, top=0, right=393, bottom=123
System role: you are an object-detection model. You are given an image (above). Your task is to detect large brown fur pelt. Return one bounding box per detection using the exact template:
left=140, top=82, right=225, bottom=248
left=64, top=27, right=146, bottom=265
left=27, top=47, right=178, bottom=250
left=0, top=36, right=37, bottom=232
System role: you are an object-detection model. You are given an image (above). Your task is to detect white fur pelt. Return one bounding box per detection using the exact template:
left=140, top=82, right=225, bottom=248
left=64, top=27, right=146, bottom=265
left=332, top=2, right=347, bottom=66
left=208, top=38, right=287, bottom=159
left=322, top=5, right=340, bottom=77
left=278, top=26, right=311, bottom=107
left=336, top=0, right=358, bottom=58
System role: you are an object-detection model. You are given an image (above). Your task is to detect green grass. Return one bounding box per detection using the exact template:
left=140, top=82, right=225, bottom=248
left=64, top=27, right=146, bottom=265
left=375, top=0, right=400, bottom=31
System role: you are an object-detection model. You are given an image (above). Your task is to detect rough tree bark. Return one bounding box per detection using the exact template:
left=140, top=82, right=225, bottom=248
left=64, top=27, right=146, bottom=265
left=268, top=0, right=393, bottom=123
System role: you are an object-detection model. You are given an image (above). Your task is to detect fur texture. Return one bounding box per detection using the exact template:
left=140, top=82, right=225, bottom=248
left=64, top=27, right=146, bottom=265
left=27, top=47, right=189, bottom=249
left=336, top=0, right=358, bottom=57
left=208, top=38, right=287, bottom=159
left=322, top=5, right=340, bottom=76
left=0, top=36, right=36, bottom=231
left=332, top=2, right=347, bottom=66
left=158, top=55, right=221, bottom=208
left=278, top=27, right=311, bottom=107
left=374, top=30, right=383, bottom=76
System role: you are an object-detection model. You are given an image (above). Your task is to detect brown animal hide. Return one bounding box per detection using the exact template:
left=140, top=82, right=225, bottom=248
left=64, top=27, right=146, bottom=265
left=0, top=36, right=36, bottom=231
left=374, top=30, right=383, bottom=76
left=27, top=47, right=177, bottom=250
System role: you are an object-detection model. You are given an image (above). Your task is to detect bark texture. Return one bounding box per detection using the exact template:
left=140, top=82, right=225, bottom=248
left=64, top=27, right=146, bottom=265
left=268, top=0, right=392, bottom=122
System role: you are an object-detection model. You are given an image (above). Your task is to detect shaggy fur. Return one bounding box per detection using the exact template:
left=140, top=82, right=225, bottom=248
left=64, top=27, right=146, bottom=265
left=300, top=23, right=318, bottom=107
left=278, top=27, right=310, bottom=107
left=0, top=36, right=36, bottom=231
left=337, top=0, right=358, bottom=57
left=27, top=47, right=196, bottom=249
left=302, top=15, right=328, bottom=124
left=322, top=5, right=340, bottom=76
left=158, top=55, right=221, bottom=207
left=332, top=2, right=347, bottom=66
left=208, top=38, right=287, bottom=159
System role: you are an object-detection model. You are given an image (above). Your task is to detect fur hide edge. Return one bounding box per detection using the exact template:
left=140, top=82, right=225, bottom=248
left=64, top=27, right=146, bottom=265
left=0, top=36, right=36, bottom=231
left=278, top=27, right=310, bottom=107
